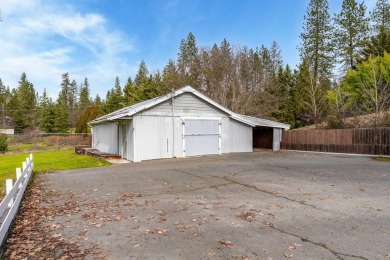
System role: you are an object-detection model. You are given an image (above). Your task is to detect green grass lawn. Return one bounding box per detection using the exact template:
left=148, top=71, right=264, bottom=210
left=0, top=150, right=111, bottom=187
left=372, top=156, right=390, bottom=162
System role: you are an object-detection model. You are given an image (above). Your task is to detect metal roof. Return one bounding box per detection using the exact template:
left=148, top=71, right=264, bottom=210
left=89, top=86, right=290, bottom=129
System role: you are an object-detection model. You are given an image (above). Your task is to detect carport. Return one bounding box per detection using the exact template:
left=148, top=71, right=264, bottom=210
left=253, top=127, right=273, bottom=149
left=239, top=115, right=289, bottom=151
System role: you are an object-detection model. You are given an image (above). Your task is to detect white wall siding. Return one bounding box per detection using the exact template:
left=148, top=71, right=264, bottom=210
left=272, top=128, right=282, bottom=151
left=133, top=115, right=174, bottom=161
left=141, top=93, right=228, bottom=117
left=221, top=117, right=230, bottom=153
left=229, top=119, right=253, bottom=153
left=92, top=123, right=118, bottom=154
left=127, top=120, right=134, bottom=161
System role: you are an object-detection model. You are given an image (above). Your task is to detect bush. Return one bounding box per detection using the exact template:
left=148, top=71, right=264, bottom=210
left=13, top=128, right=40, bottom=144
left=0, top=134, right=8, bottom=153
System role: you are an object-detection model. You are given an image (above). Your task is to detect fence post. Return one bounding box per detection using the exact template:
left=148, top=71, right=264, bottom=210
left=22, top=162, right=26, bottom=172
left=16, top=168, right=22, bottom=188
left=6, top=179, right=13, bottom=208
left=30, top=154, right=33, bottom=167
left=16, top=168, right=21, bottom=180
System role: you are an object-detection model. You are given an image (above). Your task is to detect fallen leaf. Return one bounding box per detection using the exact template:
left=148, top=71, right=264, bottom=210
left=219, top=240, right=234, bottom=248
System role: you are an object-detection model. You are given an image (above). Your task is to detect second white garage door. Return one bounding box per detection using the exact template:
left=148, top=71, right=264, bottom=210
left=183, top=119, right=221, bottom=157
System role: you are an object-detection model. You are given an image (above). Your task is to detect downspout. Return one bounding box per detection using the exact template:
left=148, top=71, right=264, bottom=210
left=171, top=88, right=175, bottom=158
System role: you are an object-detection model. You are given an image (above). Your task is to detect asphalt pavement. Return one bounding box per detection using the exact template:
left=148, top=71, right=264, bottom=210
left=41, top=151, right=390, bottom=259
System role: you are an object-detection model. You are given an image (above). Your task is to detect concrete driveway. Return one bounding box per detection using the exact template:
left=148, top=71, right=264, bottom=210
left=37, top=151, right=390, bottom=259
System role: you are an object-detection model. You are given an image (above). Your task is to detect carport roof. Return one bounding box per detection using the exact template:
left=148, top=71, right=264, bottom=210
left=89, top=86, right=290, bottom=130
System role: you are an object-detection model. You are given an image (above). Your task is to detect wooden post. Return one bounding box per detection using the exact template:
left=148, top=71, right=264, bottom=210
left=16, top=168, right=21, bottom=180
left=22, top=162, right=26, bottom=172
left=16, top=168, right=22, bottom=188
left=30, top=154, right=34, bottom=167
left=6, top=179, right=13, bottom=207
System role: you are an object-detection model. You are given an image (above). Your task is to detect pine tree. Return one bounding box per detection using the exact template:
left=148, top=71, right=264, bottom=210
left=177, top=32, right=200, bottom=88
left=359, top=25, right=390, bottom=62
left=162, top=59, right=180, bottom=90
left=79, top=77, right=91, bottom=108
left=58, top=73, right=71, bottom=109
left=370, top=0, right=390, bottom=33
left=103, top=76, right=125, bottom=114
left=0, top=79, right=10, bottom=128
left=333, top=0, right=369, bottom=71
left=300, top=0, right=334, bottom=82
left=272, top=65, right=297, bottom=126
left=134, top=61, right=149, bottom=86
left=38, top=89, right=56, bottom=132
left=53, top=103, right=69, bottom=133
left=75, top=100, right=101, bottom=133
left=269, top=41, right=284, bottom=73
left=8, top=73, right=37, bottom=133
left=123, top=77, right=137, bottom=105
left=0, top=79, right=5, bottom=104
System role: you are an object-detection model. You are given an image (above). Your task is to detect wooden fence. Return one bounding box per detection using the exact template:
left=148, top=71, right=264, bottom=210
left=281, top=128, right=390, bottom=155
left=0, top=154, right=34, bottom=249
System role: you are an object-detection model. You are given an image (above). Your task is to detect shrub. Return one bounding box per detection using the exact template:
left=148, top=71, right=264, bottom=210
left=0, top=134, right=8, bottom=153
left=13, top=128, right=40, bottom=144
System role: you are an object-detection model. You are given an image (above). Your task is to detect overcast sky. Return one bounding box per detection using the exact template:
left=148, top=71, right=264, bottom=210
left=0, top=0, right=377, bottom=99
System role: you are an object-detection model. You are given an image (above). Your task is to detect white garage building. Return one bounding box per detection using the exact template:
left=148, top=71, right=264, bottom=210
left=89, top=86, right=289, bottom=162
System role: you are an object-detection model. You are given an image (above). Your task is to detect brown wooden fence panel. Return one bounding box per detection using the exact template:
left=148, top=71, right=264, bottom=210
left=281, top=128, right=390, bottom=155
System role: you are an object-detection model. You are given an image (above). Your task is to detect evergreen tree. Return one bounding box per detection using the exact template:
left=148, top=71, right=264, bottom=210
left=177, top=32, right=200, bottom=88
left=359, top=25, right=390, bottom=62
left=123, top=77, right=137, bottom=105
left=370, top=0, right=390, bottom=33
left=0, top=79, right=5, bottom=104
left=75, top=102, right=101, bottom=133
left=69, top=79, right=78, bottom=128
left=269, top=41, right=284, bottom=73
left=134, top=60, right=149, bottom=86
left=79, top=77, right=91, bottom=108
left=8, top=73, right=37, bottom=133
left=38, top=89, right=56, bottom=132
left=58, top=73, right=71, bottom=109
left=272, top=65, right=298, bottom=127
left=333, top=0, right=369, bottom=71
left=299, top=0, right=334, bottom=82
left=0, top=79, right=11, bottom=128
left=58, top=73, right=78, bottom=128
left=162, top=59, right=180, bottom=90
left=53, top=103, right=69, bottom=133
left=103, top=76, right=125, bottom=114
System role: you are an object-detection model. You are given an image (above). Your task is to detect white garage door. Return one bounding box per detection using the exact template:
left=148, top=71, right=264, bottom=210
left=184, top=119, right=221, bottom=157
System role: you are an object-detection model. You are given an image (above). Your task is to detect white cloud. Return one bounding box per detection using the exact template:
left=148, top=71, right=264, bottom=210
left=0, top=0, right=137, bottom=98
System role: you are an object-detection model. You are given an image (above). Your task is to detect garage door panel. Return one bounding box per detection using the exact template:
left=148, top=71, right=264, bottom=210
left=184, top=119, right=220, bottom=157
left=185, top=135, right=219, bottom=156
left=185, top=120, right=219, bottom=135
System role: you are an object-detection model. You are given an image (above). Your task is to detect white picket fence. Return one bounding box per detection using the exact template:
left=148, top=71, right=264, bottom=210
left=0, top=154, right=34, bottom=246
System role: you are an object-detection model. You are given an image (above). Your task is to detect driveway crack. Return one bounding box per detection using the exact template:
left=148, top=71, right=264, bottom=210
left=217, top=176, right=324, bottom=211
left=174, top=169, right=324, bottom=211
left=267, top=224, right=368, bottom=260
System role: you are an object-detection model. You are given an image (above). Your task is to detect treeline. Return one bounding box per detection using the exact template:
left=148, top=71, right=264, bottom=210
left=1, top=0, right=390, bottom=134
